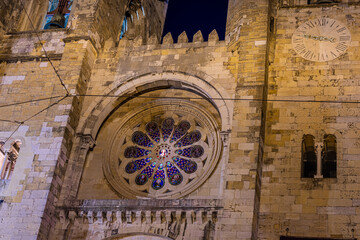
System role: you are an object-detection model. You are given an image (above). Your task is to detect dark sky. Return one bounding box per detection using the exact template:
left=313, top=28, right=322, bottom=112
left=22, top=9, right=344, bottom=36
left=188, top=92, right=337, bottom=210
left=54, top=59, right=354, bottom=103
left=162, top=0, right=229, bottom=42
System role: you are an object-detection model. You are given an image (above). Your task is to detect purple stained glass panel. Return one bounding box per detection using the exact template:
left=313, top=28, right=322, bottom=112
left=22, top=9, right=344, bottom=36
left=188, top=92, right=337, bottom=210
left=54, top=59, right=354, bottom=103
left=146, top=122, right=161, bottom=143
left=171, top=121, right=190, bottom=142
left=175, top=130, right=201, bottom=147
left=132, top=131, right=154, bottom=147
left=176, top=145, right=204, bottom=158
left=124, top=146, right=151, bottom=158
left=173, top=157, right=198, bottom=174
left=161, top=118, right=174, bottom=142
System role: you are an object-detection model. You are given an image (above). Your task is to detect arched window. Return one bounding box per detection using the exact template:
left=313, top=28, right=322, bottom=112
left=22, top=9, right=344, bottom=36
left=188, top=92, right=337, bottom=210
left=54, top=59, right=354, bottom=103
left=301, top=134, right=316, bottom=178
left=119, top=0, right=145, bottom=39
left=322, top=134, right=337, bottom=178
left=120, top=17, right=128, bottom=39
left=43, top=0, right=73, bottom=29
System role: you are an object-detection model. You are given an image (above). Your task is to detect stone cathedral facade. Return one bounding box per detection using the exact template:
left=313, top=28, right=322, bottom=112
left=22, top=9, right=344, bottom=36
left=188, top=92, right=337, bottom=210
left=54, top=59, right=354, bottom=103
left=0, top=0, right=359, bottom=239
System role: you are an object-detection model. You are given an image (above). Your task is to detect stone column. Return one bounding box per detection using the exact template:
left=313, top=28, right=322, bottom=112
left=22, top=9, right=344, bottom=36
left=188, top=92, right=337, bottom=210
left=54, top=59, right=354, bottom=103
left=315, top=142, right=323, bottom=178
left=60, top=134, right=95, bottom=204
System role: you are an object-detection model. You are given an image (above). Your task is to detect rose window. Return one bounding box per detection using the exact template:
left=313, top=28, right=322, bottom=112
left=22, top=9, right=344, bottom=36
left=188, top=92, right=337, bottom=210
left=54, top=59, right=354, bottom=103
left=122, top=118, right=205, bottom=191
left=105, top=103, right=221, bottom=199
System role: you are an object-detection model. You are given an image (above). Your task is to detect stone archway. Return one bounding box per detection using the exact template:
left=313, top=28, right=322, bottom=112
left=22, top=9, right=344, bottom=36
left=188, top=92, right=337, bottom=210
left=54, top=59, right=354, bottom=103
left=78, top=71, right=232, bottom=138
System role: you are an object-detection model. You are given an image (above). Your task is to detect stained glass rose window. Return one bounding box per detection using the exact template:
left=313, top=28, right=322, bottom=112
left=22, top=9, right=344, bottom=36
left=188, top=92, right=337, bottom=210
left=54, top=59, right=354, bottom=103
left=122, top=118, right=204, bottom=190
left=105, top=103, right=221, bottom=199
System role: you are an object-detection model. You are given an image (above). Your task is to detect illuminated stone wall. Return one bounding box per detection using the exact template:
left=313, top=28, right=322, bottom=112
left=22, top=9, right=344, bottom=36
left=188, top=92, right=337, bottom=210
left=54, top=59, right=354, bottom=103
left=0, top=0, right=359, bottom=240
left=259, top=3, right=360, bottom=240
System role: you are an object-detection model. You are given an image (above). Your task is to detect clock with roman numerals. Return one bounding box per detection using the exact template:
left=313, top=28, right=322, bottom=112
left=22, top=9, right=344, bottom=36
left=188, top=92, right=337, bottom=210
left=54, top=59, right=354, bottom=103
left=292, top=17, right=351, bottom=62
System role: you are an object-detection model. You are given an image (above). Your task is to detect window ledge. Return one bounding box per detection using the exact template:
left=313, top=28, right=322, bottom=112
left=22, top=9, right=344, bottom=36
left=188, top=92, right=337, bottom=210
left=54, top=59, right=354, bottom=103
left=6, top=28, right=67, bottom=36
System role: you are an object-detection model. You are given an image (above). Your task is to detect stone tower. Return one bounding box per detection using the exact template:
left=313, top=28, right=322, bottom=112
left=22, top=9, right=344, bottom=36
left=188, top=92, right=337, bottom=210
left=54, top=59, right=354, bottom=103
left=0, top=0, right=359, bottom=240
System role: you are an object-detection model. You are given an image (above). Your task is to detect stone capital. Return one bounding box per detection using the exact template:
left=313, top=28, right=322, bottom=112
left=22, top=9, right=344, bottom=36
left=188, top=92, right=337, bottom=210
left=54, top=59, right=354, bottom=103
left=77, top=134, right=96, bottom=150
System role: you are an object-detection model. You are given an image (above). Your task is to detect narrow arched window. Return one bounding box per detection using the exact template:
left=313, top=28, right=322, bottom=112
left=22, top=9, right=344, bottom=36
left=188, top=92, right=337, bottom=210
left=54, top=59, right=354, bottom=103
left=43, top=0, right=73, bottom=29
left=120, top=17, right=128, bottom=39
left=322, top=134, right=337, bottom=178
left=302, top=134, right=316, bottom=178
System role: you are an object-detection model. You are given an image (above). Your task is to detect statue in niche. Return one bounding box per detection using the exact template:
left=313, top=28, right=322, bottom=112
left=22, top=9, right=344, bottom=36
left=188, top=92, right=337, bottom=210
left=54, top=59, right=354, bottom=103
left=0, top=140, right=21, bottom=180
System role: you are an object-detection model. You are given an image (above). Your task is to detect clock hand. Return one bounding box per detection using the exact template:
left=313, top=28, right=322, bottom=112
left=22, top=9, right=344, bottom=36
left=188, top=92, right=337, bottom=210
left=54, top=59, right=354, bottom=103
left=303, top=34, right=335, bottom=43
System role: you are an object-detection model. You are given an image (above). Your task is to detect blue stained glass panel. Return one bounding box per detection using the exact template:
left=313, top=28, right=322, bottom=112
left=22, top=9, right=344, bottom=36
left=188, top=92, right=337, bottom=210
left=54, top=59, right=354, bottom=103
left=146, top=122, right=161, bottom=143
left=135, top=174, right=148, bottom=185
left=161, top=118, right=174, bottom=142
left=152, top=178, right=164, bottom=190
left=175, top=130, right=201, bottom=147
left=125, top=161, right=137, bottom=174
left=132, top=131, right=154, bottom=147
left=124, top=146, right=151, bottom=158
left=141, top=166, right=154, bottom=178
left=173, top=157, right=197, bottom=174
left=134, top=159, right=147, bottom=170
left=152, top=169, right=165, bottom=190
left=170, top=121, right=190, bottom=142
left=166, top=165, right=183, bottom=185
left=176, top=145, right=204, bottom=158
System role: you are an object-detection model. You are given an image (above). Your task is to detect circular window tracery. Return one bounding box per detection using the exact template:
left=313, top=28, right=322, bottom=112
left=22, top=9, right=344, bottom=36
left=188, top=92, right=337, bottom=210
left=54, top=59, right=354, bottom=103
left=105, top=102, right=221, bottom=199
left=123, top=118, right=203, bottom=190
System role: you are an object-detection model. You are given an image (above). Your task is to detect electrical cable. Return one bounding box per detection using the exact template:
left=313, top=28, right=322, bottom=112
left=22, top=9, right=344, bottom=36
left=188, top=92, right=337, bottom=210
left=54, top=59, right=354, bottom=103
left=21, top=95, right=68, bottom=123
left=74, top=94, right=360, bottom=104
left=2, top=96, right=68, bottom=144
left=0, top=119, right=22, bottom=124
left=20, top=1, right=70, bottom=96
left=0, top=95, right=64, bottom=108
left=4, top=123, right=22, bottom=143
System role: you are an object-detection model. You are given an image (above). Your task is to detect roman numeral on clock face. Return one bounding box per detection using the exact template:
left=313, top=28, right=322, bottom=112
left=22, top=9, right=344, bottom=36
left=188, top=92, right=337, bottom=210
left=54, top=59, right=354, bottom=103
left=337, top=27, right=346, bottom=33
left=294, top=44, right=306, bottom=53
left=336, top=42, right=347, bottom=52
left=303, top=50, right=314, bottom=59
left=305, top=21, right=315, bottom=29
left=315, top=18, right=327, bottom=26
left=339, top=36, right=350, bottom=41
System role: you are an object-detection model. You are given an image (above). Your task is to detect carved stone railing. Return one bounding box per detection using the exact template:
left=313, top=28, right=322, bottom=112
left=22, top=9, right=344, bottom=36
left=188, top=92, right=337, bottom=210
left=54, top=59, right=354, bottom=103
left=57, top=199, right=223, bottom=240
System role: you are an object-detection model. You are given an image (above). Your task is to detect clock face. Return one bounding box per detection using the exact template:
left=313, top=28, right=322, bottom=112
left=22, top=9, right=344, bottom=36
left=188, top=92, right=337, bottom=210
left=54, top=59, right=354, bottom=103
left=292, top=18, right=351, bottom=62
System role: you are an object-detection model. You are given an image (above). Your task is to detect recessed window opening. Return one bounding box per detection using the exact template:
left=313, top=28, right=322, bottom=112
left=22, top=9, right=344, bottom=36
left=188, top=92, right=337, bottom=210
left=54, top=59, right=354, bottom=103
left=322, top=134, right=337, bottom=178
left=301, top=134, right=337, bottom=179
left=43, top=0, right=73, bottom=29
left=302, top=135, right=317, bottom=178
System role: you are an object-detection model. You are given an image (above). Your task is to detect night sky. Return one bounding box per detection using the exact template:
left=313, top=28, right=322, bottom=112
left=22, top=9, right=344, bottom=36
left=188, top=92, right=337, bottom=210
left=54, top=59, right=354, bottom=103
left=162, top=0, right=229, bottom=42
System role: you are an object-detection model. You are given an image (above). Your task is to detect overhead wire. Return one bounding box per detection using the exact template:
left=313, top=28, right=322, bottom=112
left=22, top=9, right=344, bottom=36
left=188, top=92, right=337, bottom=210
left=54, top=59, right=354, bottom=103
left=74, top=94, right=360, bottom=104
left=0, top=2, right=71, bottom=143
left=0, top=95, right=64, bottom=108
left=22, top=96, right=68, bottom=123
left=20, top=0, right=70, bottom=96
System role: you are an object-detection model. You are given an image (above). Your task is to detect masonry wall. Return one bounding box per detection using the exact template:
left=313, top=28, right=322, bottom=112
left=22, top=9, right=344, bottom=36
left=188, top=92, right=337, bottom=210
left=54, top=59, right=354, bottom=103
left=50, top=0, right=271, bottom=239
left=224, top=0, right=270, bottom=239
left=259, top=3, right=360, bottom=240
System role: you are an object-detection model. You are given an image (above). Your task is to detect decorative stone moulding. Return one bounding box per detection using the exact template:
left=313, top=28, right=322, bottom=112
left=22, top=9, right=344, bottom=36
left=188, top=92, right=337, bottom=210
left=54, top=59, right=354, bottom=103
left=103, top=100, right=222, bottom=199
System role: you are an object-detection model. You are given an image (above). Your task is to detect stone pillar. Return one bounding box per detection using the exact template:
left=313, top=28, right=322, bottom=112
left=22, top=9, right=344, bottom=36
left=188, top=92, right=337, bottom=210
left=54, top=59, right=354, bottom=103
left=315, top=142, right=323, bottom=178
left=60, top=134, right=95, bottom=204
